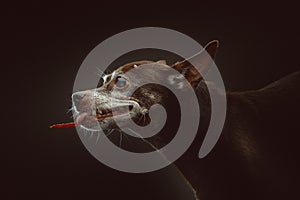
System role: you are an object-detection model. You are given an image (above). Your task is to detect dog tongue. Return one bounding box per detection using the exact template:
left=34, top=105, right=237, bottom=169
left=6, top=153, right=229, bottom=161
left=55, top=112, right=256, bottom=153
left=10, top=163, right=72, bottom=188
left=76, top=112, right=89, bottom=125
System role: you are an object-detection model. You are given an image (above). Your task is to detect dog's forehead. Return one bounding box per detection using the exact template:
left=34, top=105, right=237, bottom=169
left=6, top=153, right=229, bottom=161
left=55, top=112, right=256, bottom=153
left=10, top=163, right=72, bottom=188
left=116, top=60, right=171, bottom=74
left=116, top=60, right=155, bottom=73
left=102, top=60, right=172, bottom=84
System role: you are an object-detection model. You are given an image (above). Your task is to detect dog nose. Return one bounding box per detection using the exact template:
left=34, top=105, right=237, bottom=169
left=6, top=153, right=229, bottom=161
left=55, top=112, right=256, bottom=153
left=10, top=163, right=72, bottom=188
left=72, top=92, right=85, bottom=108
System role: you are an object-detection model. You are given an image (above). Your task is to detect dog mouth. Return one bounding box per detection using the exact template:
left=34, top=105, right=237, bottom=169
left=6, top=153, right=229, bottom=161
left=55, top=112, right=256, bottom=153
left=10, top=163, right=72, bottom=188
left=75, top=105, right=134, bottom=125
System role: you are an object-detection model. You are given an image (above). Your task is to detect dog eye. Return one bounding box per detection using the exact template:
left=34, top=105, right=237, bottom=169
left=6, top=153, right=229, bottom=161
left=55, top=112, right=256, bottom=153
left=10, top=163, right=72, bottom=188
left=115, top=76, right=127, bottom=88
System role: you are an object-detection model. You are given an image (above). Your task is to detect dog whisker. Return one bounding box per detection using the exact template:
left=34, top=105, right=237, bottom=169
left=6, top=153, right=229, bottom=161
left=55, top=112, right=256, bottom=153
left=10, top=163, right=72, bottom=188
left=88, top=132, right=94, bottom=140
left=122, top=131, right=129, bottom=141
left=78, top=127, right=87, bottom=137
left=143, top=114, right=146, bottom=124
left=137, top=114, right=144, bottom=125
left=105, top=129, right=114, bottom=137
left=96, top=68, right=105, bottom=75
left=119, top=131, right=123, bottom=148
left=95, top=131, right=102, bottom=145
left=125, top=128, right=171, bottom=164
left=66, top=107, right=74, bottom=114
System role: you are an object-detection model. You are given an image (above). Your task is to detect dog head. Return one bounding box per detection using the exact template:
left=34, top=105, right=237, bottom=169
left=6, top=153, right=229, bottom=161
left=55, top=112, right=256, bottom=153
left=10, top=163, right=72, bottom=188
left=71, top=40, right=219, bottom=132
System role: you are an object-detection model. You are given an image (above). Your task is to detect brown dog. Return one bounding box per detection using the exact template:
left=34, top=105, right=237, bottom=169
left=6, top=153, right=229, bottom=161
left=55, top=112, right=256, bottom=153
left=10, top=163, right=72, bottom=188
left=71, top=41, right=300, bottom=200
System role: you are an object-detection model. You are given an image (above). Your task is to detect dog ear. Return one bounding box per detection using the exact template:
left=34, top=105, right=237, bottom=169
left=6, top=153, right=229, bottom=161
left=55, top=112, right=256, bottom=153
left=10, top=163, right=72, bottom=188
left=171, top=40, right=219, bottom=87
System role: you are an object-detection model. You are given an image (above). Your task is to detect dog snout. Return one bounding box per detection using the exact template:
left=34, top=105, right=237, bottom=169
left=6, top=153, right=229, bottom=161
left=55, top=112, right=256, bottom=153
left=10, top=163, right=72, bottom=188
left=72, top=91, right=93, bottom=112
left=72, top=92, right=84, bottom=106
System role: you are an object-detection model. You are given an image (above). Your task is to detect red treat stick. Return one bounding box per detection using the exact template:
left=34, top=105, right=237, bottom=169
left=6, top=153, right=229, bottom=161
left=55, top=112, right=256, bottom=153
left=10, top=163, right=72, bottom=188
left=50, top=122, right=78, bottom=129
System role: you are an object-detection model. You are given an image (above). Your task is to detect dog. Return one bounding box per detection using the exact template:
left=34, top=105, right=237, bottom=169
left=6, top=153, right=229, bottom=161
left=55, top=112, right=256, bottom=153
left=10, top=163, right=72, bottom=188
left=71, top=41, right=300, bottom=200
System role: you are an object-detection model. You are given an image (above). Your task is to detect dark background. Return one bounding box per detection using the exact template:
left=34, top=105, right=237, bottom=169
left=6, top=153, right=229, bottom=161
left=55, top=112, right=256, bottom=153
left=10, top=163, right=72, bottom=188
left=3, top=1, right=300, bottom=199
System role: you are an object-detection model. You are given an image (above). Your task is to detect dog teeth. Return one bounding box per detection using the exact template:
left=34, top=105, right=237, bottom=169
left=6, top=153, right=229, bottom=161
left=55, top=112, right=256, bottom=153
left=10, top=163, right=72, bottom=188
left=92, top=110, right=96, bottom=115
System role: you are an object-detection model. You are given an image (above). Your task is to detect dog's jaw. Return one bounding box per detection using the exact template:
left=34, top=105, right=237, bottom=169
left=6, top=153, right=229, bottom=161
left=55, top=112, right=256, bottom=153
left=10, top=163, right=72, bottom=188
left=72, top=90, right=145, bottom=132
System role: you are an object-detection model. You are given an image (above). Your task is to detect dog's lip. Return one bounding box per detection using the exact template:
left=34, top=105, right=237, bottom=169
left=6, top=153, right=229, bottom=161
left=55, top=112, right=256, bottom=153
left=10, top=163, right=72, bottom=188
left=75, top=112, right=107, bottom=125
left=75, top=105, right=134, bottom=125
left=75, top=112, right=89, bottom=124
